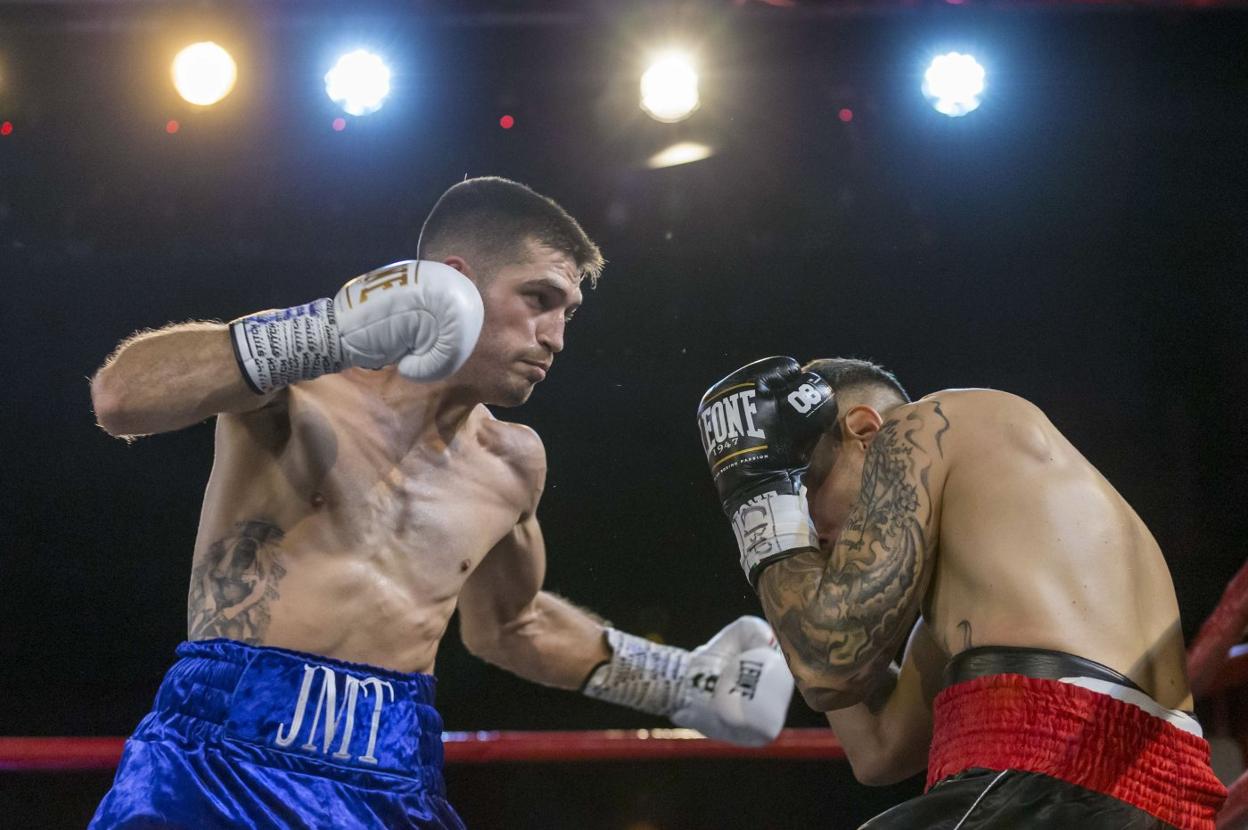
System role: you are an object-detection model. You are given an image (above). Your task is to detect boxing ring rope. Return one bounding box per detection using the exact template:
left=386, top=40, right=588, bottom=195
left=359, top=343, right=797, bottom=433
left=1186, top=558, right=1248, bottom=829
left=5, top=559, right=1248, bottom=824
left=0, top=729, right=843, bottom=772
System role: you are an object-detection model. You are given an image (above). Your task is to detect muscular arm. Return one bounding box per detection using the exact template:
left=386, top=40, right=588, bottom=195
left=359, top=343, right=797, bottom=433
left=457, top=512, right=610, bottom=689
left=90, top=322, right=279, bottom=437
left=824, top=617, right=946, bottom=785
left=758, top=399, right=950, bottom=710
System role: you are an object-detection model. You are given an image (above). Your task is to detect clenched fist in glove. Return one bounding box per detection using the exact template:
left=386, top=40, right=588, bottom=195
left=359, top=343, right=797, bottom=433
left=230, top=260, right=484, bottom=394
left=582, top=616, right=794, bottom=747
left=697, top=356, right=837, bottom=587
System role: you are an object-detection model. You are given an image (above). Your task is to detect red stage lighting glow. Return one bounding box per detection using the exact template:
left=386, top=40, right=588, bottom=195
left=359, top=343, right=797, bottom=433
left=499, top=114, right=515, bottom=129
left=332, top=117, right=347, bottom=132
left=838, top=108, right=854, bottom=123
left=0, top=121, right=12, bottom=136
left=165, top=120, right=180, bottom=134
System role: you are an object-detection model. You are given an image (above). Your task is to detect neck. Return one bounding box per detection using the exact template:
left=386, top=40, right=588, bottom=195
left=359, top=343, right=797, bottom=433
left=351, top=367, right=482, bottom=448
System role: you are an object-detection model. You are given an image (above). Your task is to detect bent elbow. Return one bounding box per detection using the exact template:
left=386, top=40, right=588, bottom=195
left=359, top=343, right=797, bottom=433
left=845, top=744, right=926, bottom=787
left=459, top=619, right=502, bottom=664
left=90, top=369, right=128, bottom=436
left=795, top=675, right=865, bottom=713
left=849, top=756, right=909, bottom=787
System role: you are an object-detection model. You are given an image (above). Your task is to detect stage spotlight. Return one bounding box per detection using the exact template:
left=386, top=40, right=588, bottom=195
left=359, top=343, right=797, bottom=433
left=922, top=52, right=985, bottom=117
left=646, top=141, right=714, bottom=169
left=640, top=52, right=699, bottom=123
left=325, top=50, right=391, bottom=116
left=171, top=42, right=237, bottom=106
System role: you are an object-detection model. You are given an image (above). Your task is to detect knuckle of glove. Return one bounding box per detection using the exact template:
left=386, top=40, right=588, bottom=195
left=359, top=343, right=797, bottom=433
left=697, top=356, right=822, bottom=500
left=336, top=260, right=484, bottom=378
left=405, top=262, right=483, bottom=379
left=732, top=616, right=779, bottom=650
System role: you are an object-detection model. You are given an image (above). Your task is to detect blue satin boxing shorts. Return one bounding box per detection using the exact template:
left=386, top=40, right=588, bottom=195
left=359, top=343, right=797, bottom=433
left=89, top=639, right=465, bottom=829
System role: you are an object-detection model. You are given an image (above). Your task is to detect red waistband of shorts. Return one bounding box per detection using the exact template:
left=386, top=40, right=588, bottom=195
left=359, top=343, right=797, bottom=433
left=927, top=674, right=1227, bottom=830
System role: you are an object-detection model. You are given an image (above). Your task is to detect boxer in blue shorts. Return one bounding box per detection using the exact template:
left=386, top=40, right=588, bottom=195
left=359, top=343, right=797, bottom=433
left=89, top=178, right=795, bottom=828
left=92, top=641, right=460, bottom=829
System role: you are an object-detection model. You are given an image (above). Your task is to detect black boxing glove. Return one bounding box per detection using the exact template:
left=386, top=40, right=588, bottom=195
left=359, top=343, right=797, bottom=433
left=697, top=356, right=837, bottom=587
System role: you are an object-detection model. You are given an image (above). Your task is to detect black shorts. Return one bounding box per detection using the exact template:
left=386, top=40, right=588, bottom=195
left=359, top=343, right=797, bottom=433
left=860, top=768, right=1176, bottom=829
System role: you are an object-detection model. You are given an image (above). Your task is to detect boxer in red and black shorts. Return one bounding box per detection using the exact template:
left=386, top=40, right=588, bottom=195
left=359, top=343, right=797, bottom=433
left=696, top=356, right=1227, bottom=828
left=863, top=647, right=1223, bottom=828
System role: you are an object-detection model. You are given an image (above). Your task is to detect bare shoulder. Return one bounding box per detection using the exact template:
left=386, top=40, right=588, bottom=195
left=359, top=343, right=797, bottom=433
left=915, top=389, right=1053, bottom=459
left=475, top=408, right=548, bottom=485
left=919, top=388, right=1040, bottom=413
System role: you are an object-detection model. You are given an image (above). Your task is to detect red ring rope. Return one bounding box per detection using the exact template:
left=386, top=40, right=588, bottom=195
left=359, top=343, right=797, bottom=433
left=1190, top=558, right=1248, bottom=699
left=0, top=728, right=844, bottom=772
left=7, top=561, right=1248, bottom=825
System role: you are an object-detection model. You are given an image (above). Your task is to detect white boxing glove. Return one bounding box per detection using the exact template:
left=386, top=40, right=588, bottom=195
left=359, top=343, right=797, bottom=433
left=230, top=260, right=484, bottom=394
left=582, top=616, right=794, bottom=748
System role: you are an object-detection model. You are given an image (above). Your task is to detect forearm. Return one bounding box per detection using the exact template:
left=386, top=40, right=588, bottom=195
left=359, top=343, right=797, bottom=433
left=91, top=323, right=270, bottom=437
left=827, top=619, right=942, bottom=785
left=756, top=551, right=894, bottom=710
left=468, top=591, right=610, bottom=690
left=821, top=667, right=919, bottom=785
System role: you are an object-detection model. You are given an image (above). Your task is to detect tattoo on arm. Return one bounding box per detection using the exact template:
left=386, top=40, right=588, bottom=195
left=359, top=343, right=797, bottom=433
left=760, top=405, right=944, bottom=707
left=187, top=520, right=287, bottom=644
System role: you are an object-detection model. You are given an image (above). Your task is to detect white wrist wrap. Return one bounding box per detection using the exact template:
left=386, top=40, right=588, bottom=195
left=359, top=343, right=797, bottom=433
left=230, top=298, right=344, bottom=394
left=582, top=629, right=691, bottom=717
left=730, top=489, right=818, bottom=586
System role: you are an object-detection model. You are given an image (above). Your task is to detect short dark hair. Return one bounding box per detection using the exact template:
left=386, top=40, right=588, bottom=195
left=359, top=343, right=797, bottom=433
left=418, top=176, right=605, bottom=286
left=802, top=357, right=911, bottom=406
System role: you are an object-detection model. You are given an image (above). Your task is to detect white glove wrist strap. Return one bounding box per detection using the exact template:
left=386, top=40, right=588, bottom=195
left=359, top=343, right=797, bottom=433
left=730, top=490, right=818, bottom=587
left=581, top=629, right=691, bottom=717
left=230, top=298, right=344, bottom=395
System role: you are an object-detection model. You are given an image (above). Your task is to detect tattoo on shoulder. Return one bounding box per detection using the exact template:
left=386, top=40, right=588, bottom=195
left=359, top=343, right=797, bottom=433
left=187, top=520, right=287, bottom=645
left=932, top=399, right=950, bottom=458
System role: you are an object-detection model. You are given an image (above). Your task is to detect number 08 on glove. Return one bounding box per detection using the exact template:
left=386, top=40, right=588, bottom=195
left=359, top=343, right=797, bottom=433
left=697, top=356, right=837, bottom=587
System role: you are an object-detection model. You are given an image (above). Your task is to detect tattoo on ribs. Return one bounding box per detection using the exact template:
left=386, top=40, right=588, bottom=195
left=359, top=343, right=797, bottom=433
left=187, top=520, right=287, bottom=644
left=958, top=619, right=973, bottom=651
left=761, top=413, right=939, bottom=697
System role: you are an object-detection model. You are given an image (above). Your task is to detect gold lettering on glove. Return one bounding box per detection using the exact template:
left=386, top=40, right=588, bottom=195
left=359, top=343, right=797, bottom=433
left=353, top=263, right=412, bottom=305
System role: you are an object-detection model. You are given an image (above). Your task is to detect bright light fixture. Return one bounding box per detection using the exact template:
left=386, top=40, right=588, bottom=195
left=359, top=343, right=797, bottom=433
left=640, top=53, right=700, bottom=123
left=922, top=52, right=986, bottom=117
left=171, top=42, right=237, bottom=106
left=325, top=50, right=392, bottom=116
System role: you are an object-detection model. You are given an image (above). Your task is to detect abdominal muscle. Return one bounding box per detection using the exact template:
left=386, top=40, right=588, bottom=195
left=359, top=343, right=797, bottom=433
left=185, top=381, right=526, bottom=675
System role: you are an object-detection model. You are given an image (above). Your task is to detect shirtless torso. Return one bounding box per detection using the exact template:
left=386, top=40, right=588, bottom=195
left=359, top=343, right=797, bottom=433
left=92, top=240, right=609, bottom=687
left=189, top=371, right=540, bottom=674
left=916, top=390, right=1187, bottom=707
left=741, top=373, right=1195, bottom=786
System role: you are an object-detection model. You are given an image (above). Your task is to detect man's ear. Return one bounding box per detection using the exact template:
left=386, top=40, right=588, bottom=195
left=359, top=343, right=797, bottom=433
left=442, top=256, right=475, bottom=281
left=843, top=405, right=884, bottom=443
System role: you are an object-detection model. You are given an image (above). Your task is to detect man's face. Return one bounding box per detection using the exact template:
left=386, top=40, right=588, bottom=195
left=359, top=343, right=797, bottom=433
left=454, top=240, right=583, bottom=407
left=804, top=427, right=868, bottom=552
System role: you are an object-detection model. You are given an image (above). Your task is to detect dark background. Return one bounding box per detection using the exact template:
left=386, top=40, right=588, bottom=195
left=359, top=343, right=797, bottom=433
left=2, top=1, right=1246, bottom=827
